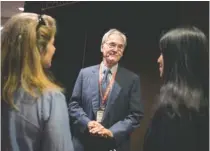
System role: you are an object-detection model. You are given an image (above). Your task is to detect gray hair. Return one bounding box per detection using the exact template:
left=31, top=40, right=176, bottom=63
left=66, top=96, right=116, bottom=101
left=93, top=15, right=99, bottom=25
left=101, top=29, right=127, bottom=47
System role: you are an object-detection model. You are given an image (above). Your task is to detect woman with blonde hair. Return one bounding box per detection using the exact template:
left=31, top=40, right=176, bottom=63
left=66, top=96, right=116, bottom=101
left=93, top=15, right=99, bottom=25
left=1, top=13, right=74, bottom=151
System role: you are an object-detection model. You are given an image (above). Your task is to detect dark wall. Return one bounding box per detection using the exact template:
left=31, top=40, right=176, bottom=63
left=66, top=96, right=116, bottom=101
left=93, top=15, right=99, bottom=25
left=25, top=2, right=209, bottom=151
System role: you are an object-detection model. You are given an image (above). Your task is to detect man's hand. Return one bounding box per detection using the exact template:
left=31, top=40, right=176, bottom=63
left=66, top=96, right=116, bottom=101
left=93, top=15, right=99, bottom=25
left=87, top=121, right=102, bottom=129
left=90, top=126, right=113, bottom=138
left=87, top=121, right=113, bottom=138
left=87, top=121, right=104, bottom=131
left=98, top=128, right=113, bottom=138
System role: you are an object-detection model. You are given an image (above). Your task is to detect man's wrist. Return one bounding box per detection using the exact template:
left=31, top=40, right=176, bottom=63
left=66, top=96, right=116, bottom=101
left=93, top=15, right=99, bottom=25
left=108, top=130, right=113, bottom=137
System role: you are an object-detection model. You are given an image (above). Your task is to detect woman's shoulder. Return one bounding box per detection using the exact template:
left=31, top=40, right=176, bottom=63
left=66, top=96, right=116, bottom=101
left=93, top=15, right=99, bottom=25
left=39, top=88, right=66, bottom=106
left=42, top=88, right=65, bottom=98
left=154, top=104, right=205, bottom=122
left=38, top=89, right=67, bottom=121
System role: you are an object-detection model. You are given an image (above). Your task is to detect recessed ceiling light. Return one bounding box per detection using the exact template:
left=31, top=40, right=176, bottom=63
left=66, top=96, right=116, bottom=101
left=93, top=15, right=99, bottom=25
left=18, top=7, right=24, bottom=11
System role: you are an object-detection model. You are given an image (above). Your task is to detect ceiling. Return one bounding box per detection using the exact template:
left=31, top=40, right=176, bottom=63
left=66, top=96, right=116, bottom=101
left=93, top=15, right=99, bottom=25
left=1, top=1, right=25, bottom=25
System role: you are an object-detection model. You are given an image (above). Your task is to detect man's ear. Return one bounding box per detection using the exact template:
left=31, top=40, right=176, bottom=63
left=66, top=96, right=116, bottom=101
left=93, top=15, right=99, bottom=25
left=101, top=45, right=103, bottom=52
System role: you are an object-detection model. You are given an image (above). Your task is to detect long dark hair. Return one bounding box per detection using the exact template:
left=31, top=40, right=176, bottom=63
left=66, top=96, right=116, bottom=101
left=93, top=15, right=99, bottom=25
left=158, top=26, right=208, bottom=114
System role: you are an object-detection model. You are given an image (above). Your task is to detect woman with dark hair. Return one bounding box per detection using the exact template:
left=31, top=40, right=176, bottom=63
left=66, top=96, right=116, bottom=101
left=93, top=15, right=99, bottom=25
left=143, top=26, right=209, bottom=151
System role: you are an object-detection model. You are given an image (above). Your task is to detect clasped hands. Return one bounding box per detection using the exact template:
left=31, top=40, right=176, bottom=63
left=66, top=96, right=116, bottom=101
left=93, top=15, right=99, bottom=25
left=88, top=121, right=113, bottom=138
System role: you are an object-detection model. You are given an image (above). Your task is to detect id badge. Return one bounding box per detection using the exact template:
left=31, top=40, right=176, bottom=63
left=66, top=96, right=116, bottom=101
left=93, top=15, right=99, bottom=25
left=96, top=108, right=104, bottom=123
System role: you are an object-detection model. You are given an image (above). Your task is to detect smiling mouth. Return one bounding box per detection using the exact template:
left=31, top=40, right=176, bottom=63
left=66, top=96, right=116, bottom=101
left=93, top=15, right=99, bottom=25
left=107, top=53, right=116, bottom=57
left=109, top=52, right=115, bottom=55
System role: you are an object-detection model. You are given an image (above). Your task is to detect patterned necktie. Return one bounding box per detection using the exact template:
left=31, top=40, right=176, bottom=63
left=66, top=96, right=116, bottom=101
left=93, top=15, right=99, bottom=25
left=101, top=68, right=111, bottom=97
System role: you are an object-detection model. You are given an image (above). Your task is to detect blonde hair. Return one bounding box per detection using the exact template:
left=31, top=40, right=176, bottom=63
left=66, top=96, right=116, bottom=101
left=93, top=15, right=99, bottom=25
left=1, top=13, right=63, bottom=109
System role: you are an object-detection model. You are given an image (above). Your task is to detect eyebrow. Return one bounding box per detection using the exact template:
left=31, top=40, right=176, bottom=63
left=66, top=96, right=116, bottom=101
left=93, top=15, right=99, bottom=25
left=109, top=42, right=124, bottom=45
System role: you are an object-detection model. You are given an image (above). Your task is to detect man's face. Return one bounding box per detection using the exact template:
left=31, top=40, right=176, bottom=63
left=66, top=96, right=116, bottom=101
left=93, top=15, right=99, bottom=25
left=101, top=34, right=125, bottom=66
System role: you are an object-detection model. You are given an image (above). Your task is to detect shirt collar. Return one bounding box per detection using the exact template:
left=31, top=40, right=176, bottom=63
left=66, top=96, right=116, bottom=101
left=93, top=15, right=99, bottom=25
left=101, top=61, right=118, bottom=74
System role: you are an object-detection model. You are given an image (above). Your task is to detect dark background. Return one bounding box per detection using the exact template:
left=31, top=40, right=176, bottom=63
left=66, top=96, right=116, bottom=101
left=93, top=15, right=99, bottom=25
left=25, top=2, right=209, bottom=151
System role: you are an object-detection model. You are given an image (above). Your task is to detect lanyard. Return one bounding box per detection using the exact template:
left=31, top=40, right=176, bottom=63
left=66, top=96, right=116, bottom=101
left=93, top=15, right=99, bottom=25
left=99, top=64, right=116, bottom=105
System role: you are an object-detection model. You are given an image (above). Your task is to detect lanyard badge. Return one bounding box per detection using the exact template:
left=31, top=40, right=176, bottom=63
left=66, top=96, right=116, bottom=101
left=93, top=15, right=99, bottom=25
left=96, top=64, right=116, bottom=123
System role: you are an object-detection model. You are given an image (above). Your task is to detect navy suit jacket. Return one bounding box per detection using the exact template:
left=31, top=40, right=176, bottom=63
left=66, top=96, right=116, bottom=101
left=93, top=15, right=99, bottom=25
left=69, top=65, right=144, bottom=151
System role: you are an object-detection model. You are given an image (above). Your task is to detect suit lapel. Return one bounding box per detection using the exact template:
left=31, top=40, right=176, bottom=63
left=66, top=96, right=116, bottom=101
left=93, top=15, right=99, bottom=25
left=91, top=65, right=100, bottom=115
left=102, top=66, right=122, bottom=122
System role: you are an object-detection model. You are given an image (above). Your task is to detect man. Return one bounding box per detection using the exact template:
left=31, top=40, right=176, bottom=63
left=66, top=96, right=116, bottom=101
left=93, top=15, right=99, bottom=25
left=69, top=29, right=144, bottom=151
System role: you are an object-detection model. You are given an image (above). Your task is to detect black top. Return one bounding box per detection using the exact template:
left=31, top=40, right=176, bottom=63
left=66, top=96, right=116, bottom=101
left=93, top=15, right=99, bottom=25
left=143, top=105, right=209, bottom=151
